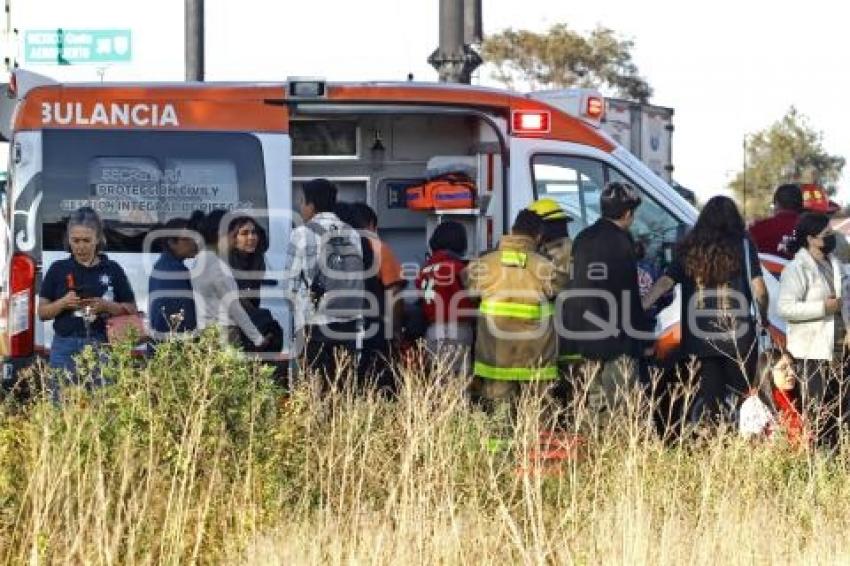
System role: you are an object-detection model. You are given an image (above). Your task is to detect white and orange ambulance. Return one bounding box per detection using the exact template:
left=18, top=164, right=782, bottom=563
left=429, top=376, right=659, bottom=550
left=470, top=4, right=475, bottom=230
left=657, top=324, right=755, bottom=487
left=0, top=69, right=729, bottom=379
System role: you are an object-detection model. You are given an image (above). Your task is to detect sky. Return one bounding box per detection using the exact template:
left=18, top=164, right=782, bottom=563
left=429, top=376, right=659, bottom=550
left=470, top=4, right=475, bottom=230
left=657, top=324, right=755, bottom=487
left=9, top=0, right=850, bottom=203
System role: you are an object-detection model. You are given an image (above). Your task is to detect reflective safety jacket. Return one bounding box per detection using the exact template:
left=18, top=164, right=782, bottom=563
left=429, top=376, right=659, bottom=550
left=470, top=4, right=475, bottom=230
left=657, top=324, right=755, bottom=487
left=539, top=236, right=571, bottom=298
left=464, top=235, right=560, bottom=381
left=538, top=236, right=578, bottom=364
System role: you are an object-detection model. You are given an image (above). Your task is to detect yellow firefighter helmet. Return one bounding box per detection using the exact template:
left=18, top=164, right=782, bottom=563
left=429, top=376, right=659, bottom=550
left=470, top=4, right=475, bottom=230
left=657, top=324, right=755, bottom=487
left=528, top=198, right=572, bottom=222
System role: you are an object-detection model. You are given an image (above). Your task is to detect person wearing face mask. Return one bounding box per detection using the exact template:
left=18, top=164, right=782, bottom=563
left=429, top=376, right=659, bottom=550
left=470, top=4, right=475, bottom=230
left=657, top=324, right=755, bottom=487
left=778, top=212, right=849, bottom=446
left=800, top=184, right=850, bottom=263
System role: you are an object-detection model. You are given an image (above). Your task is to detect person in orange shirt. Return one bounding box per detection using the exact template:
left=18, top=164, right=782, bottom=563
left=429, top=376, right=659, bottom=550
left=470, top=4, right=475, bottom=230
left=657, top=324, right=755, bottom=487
left=349, top=202, right=406, bottom=393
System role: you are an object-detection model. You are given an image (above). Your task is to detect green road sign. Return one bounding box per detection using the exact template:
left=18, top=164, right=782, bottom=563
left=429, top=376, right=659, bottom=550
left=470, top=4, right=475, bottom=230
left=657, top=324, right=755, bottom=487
left=24, top=29, right=132, bottom=64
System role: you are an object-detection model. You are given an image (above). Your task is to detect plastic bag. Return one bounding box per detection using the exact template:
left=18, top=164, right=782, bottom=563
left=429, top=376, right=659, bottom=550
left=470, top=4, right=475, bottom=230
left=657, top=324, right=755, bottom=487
left=738, top=393, right=775, bottom=438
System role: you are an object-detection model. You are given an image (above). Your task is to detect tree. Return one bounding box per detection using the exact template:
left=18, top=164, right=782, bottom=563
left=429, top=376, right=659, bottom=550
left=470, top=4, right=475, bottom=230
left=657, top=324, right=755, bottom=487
left=729, top=107, right=845, bottom=218
left=481, top=24, right=652, bottom=102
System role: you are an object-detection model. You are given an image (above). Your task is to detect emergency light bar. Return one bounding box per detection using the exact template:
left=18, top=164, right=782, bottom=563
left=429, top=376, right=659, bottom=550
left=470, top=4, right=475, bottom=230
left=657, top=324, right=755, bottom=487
left=586, top=96, right=604, bottom=119
left=527, top=88, right=605, bottom=126
left=512, top=110, right=551, bottom=134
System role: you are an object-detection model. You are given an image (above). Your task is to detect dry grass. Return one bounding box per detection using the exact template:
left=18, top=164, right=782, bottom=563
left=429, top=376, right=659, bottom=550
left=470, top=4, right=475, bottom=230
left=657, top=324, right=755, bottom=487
left=1, top=334, right=850, bottom=564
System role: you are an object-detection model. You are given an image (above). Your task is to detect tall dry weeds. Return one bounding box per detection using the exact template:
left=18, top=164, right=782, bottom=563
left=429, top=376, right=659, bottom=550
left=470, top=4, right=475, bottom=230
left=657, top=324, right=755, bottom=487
left=1, top=333, right=850, bottom=564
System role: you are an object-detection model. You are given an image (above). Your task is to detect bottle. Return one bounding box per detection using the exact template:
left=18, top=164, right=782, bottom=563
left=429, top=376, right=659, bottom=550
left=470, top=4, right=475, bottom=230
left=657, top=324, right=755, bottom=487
left=67, top=273, right=84, bottom=318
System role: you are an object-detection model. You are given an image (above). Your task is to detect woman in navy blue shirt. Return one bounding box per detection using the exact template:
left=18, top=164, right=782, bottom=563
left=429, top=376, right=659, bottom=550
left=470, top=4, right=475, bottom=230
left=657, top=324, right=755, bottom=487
left=148, top=217, right=199, bottom=337
left=38, top=207, right=137, bottom=379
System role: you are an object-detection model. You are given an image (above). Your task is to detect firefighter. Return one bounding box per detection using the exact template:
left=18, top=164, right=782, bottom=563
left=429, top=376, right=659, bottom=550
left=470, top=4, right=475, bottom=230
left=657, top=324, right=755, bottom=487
left=464, top=209, right=561, bottom=419
left=527, top=198, right=578, bottom=409
left=527, top=198, right=572, bottom=288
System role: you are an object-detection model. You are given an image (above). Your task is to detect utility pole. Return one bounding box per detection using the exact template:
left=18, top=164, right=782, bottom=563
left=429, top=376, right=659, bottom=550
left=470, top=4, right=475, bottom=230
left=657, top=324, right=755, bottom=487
left=428, top=0, right=482, bottom=84
left=463, top=0, right=483, bottom=45
left=185, top=0, right=204, bottom=81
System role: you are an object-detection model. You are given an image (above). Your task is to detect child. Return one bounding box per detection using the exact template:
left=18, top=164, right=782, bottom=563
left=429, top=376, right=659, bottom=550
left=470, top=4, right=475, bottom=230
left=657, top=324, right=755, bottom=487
left=414, top=221, right=475, bottom=374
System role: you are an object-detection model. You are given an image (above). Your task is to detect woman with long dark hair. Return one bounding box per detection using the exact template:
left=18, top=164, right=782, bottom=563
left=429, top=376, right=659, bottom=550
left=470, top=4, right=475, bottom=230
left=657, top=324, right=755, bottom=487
left=778, top=212, right=847, bottom=444
left=226, top=215, right=268, bottom=310
left=190, top=210, right=269, bottom=350
left=644, top=195, right=768, bottom=424
left=221, top=214, right=283, bottom=353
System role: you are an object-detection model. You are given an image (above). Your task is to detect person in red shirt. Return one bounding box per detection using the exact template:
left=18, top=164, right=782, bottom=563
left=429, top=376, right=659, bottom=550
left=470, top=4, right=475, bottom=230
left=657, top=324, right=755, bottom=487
left=748, top=184, right=803, bottom=259
left=415, top=221, right=475, bottom=374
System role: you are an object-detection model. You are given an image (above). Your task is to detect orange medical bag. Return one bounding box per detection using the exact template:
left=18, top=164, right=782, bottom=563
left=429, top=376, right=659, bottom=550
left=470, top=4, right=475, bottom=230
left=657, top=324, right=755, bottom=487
left=405, top=174, right=476, bottom=211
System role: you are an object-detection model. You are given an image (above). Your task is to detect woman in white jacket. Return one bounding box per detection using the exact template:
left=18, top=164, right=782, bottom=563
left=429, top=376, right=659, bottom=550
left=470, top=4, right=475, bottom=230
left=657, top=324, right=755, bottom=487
left=189, top=210, right=269, bottom=350
left=778, top=212, right=848, bottom=443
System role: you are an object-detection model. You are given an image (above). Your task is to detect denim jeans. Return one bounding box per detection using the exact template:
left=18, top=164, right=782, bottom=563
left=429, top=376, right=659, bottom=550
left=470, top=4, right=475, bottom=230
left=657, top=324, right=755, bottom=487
left=48, top=334, right=106, bottom=402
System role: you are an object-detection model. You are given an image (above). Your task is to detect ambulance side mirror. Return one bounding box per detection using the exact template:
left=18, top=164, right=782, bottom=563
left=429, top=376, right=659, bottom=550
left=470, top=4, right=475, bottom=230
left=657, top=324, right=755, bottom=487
left=0, top=179, right=7, bottom=215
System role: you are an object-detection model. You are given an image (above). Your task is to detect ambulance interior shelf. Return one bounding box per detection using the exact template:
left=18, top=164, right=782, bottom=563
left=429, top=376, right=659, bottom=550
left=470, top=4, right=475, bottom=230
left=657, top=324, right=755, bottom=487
left=401, top=157, right=489, bottom=261
left=429, top=208, right=480, bottom=216
left=424, top=194, right=492, bottom=261
left=428, top=192, right=492, bottom=219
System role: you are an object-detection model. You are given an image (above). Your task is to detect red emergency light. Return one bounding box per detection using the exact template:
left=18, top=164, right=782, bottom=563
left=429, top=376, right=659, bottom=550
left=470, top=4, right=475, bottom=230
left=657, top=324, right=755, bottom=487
left=512, top=110, right=551, bottom=135
left=586, top=96, right=604, bottom=120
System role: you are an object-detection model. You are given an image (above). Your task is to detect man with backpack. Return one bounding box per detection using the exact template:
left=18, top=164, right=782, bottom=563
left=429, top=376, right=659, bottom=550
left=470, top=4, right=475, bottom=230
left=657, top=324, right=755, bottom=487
left=284, top=179, right=366, bottom=386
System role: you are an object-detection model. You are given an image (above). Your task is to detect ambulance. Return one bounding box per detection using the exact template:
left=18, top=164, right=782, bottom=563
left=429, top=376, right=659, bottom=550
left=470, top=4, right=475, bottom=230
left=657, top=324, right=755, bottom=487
left=0, top=69, right=739, bottom=380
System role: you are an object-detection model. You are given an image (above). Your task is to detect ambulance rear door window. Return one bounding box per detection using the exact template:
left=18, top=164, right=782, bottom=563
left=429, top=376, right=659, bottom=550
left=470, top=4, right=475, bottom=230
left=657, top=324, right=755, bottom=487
left=41, top=131, right=267, bottom=252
